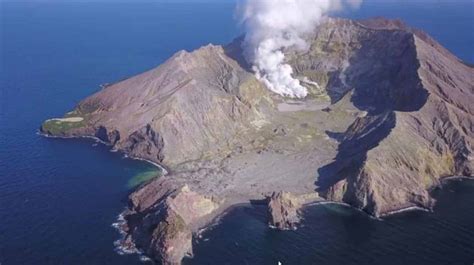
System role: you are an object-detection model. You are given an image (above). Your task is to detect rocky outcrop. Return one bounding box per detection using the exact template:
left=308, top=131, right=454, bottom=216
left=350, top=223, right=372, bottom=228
left=42, top=17, right=474, bottom=263
left=121, top=178, right=219, bottom=264
left=145, top=207, right=192, bottom=265
left=122, top=124, right=165, bottom=163
left=267, top=192, right=302, bottom=230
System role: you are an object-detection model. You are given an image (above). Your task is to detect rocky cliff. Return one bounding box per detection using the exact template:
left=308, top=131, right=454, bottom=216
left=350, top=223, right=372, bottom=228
left=120, top=178, right=219, bottom=264
left=266, top=191, right=302, bottom=230
left=41, top=17, right=474, bottom=264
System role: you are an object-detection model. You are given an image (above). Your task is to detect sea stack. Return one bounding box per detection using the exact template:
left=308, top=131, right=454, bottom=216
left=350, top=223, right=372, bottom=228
left=267, top=191, right=302, bottom=230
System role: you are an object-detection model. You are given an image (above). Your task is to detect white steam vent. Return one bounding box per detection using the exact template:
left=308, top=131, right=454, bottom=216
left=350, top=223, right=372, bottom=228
left=239, top=0, right=362, bottom=98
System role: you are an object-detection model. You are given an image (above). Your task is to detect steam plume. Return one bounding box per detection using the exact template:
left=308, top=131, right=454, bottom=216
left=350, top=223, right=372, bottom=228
left=239, top=0, right=362, bottom=98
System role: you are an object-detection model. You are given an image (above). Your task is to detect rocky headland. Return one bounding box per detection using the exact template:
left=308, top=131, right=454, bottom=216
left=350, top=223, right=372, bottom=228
left=41, top=18, right=474, bottom=264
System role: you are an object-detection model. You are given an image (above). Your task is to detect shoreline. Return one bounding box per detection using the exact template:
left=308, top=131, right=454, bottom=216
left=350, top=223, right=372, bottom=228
left=379, top=206, right=431, bottom=218
left=38, top=130, right=169, bottom=174
left=40, top=129, right=474, bottom=262
left=440, top=175, right=473, bottom=183
left=39, top=130, right=162, bottom=261
left=304, top=200, right=381, bottom=220
left=186, top=176, right=474, bottom=241
left=122, top=153, right=169, bottom=175
left=111, top=212, right=151, bottom=262
left=195, top=202, right=253, bottom=238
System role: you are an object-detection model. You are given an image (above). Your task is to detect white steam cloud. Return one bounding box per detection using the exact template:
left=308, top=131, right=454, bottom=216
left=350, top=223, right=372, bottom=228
left=239, top=0, right=363, bottom=98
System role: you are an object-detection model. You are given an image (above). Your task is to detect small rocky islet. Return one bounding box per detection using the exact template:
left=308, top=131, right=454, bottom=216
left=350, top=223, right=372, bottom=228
left=41, top=18, right=474, bottom=264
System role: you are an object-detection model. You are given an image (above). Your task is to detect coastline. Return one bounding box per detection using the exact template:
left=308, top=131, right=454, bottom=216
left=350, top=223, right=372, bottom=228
left=379, top=206, right=431, bottom=218
left=38, top=130, right=168, bottom=174
left=191, top=175, right=474, bottom=235
left=39, top=129, right=474, bottom=263
left=4, top=1, right=472, bottom=262
left=112, top=212, right=151, bottom=262
left=195, top=203, right=254, bottom=238
left=440, top=175, right=473, bottom=183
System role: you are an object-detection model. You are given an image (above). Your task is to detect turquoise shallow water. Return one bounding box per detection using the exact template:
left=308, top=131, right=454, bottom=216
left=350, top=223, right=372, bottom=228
left=1, top=2, right=473, bottom=265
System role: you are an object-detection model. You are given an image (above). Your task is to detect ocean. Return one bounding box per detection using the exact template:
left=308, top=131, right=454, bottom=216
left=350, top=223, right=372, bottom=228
left=1, top=1, right=473, bottom=265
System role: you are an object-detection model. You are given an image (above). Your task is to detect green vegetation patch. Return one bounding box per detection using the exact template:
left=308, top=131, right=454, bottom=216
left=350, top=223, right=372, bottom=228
left=77, top=99, right=102, bottom=114
left=41, top=117, right=86, bottom=135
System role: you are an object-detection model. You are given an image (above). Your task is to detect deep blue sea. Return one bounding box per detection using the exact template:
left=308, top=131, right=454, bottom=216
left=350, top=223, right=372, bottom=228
left=1, top=1, right=473, bottom=265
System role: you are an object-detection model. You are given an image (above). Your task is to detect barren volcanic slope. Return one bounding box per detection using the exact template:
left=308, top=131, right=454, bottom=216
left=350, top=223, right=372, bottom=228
left=41, top=18, right=474, bottom=264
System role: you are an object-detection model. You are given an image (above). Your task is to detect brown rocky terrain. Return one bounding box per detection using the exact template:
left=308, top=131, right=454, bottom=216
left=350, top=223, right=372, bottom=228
left=41, top=17, right=474, bottom=264
left=267, top=191, right=303, bottom=230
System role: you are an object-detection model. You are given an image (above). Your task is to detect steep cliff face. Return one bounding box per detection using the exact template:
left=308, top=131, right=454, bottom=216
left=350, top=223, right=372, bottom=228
left=267, top=191, right=302, bottom=230
left=122, top=178, right=219, bottom=264
left=311, top=18, right=474, bottom=216
left=41, top=17, right=474, bottom=264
